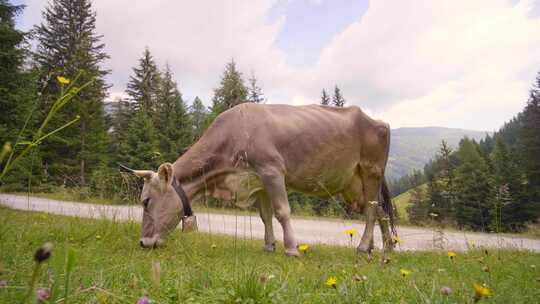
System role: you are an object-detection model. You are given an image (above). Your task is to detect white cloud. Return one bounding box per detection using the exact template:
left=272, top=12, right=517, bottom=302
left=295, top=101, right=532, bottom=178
left=309, top=0, right=540, bottom=129
left=19, top=0, right=540, bottom=130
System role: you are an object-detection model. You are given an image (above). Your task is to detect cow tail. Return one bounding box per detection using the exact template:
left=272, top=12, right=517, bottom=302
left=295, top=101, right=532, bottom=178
left=380, top=178, right=396, bottom=235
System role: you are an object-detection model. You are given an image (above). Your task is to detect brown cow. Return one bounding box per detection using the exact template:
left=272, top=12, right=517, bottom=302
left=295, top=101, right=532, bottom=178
left=126, top=103, right=395, bottom=256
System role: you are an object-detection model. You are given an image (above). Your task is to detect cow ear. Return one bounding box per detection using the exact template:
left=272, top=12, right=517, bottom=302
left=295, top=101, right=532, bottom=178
left=157, top=162, right=174, bottom=192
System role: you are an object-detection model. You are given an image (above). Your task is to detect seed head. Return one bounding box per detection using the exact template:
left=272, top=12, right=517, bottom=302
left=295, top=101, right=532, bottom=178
left=34, top=242, right=53, bottom=263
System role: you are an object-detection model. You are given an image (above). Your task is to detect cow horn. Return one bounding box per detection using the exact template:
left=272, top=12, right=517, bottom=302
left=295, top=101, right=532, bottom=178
left=118, top=163, right=154, bottom=179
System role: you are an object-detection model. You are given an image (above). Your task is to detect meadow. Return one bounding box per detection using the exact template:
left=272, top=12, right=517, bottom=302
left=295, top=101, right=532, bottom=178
left=1, top=207, right=539, bottom=303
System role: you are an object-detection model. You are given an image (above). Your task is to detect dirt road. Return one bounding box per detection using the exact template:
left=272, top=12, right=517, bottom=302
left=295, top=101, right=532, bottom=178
left=1, top=194, right=538, bottom=252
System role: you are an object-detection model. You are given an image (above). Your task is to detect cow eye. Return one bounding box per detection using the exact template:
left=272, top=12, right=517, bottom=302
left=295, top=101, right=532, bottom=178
left=142, top=198, right=150, bottom=208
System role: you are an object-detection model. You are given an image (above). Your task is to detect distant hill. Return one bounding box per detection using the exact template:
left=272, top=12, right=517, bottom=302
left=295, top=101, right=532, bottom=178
left=387, top=127, right=489, bottom=180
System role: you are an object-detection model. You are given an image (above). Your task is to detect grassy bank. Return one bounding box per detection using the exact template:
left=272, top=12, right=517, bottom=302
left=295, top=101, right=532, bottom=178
left=0, top=207, right=539, bottom=303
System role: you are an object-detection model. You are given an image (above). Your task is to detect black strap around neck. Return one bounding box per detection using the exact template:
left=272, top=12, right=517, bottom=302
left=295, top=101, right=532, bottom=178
left=172, top=176, right=193, bottom=217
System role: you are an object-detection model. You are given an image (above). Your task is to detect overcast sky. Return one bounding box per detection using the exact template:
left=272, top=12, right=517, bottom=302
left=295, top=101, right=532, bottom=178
left=14, top=0, right=540, bottom=131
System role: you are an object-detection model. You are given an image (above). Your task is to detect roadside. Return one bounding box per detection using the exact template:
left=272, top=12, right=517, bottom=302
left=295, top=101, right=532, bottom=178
left=1, top=193, right=539, bottom=252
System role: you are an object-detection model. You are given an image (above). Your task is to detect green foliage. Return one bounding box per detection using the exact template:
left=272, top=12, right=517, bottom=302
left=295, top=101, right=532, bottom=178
left=33, top=0, right=110, bottom=186
left=332, top=85, right=346, bottom=107
left=247, top=72, right=265, bottom=104
left=118, top=110, right=162, bottom=170
left=208, top=59, right=248, bottom=123
left=189, top=96, right=208, bottom=140
left=126, top=48, right=161, bottom=114
left=320, top=89, right=330, bottom=105
left=155, top=64, right=192, bottom=161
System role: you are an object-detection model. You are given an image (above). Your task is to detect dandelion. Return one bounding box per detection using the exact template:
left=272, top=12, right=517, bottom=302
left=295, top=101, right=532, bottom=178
left=325, top=276, right=337, bottom=288
left=96, top=235, right=102, bottom=240
left=298, top=244, right=310, bottom=254
left=344, top=228, right=357, bottom=238
left=211, top=244, right=217, bottom=249
left=447, top=251, right=457, bottom=260
left=440, top=286, right=453, bottom=296
left=391, top=235, right=402, bottom=245
left=57, top=76, right=70, bottom=85
left=473, top=283, right=491, bottom=301
left=399, top=268, right=411, bottom=277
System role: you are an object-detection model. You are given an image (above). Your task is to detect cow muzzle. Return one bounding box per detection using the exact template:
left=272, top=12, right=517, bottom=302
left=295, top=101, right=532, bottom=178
left=139, top=235, right=164, bottom=248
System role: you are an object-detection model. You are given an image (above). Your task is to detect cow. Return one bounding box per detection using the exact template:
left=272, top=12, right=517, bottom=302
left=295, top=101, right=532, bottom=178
left=123, top=103, right=396, bottom=256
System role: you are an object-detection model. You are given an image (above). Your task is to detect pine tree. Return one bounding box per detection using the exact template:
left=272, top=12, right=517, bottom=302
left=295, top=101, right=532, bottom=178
left=332, top=85, right=346, bottom=107
left=155, top=64, right=191, bottom=161
left=0, top=0, right=32, bottom=145
left=125, top=48, right=161, bottom=114
left=118, top=110, right=161, bottom=170
left=320, top=89, right=330, bottom=105
left=453, top=138, right=494, bottom=231
left=190, top=96, right=207, bottom=140
left=110, top=97, right=133, bottom=153
left=210, top=59, right=248, bottom=116
left=522, top=72, right=540, bottom=191
left=0, top=0, right=41, bottom=189
left=247, top=72, right=265, bottom=103
left=33, top=0, right=110, bottom=186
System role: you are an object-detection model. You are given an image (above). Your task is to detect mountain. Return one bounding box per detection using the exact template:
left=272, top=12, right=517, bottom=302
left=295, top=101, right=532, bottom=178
left=387, top=127, right=490, bottom=180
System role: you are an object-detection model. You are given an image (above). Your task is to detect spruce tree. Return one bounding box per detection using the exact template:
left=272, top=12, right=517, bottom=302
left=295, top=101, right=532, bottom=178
left=247, top=72, right=265, bottom=103
left=0, top=0, right=32, bottom=145
left=117, top=110, right=161, bottom=170
left=453, top=138, right=494, bottom=231
left=190, top=96, right=207, bottom=140
left=155, top=64, right=191, bottom=161
left=320, top=89, right=330, bottom=105
left=33, top=0, right=110, bottom=186
left=332, top=85, right=346, bottom=107
left=210, top=59, right=248, bottom=116
left=110, top=97, right=133, bottom=153
left=125, top=48, right=161, bottom=114
left=522, top=72, right=540, bottom=191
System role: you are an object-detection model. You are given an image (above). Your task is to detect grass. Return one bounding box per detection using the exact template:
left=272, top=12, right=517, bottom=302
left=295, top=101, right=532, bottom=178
left=1, top=207, right=539, bottom=303
left=393, top=183, right=428, bottom=223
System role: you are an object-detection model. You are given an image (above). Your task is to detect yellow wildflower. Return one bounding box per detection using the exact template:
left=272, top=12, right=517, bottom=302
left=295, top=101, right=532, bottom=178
left=447, top=251, right=457, bottom=259
left=57, top=76, right=70, bottom=85
left=211, top=244, right=217, bottom=249
left=95, top=235, right=102, bottom=240
left=344, top=228, right=357, bottom=237
left=298, top=244, right=309, bottom=254
left=391, top=235, right=402, bottom=245
left=473, top=283, right=491, bottom=300
left=400, top=268, right=411, bottom=277
left=325, top=276, right=337, bottom=288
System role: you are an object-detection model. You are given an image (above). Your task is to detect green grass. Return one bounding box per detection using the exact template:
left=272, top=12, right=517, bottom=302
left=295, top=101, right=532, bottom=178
left=1, top=207, right=539, bottom=303
left=393, top=183, right=428, bottom=223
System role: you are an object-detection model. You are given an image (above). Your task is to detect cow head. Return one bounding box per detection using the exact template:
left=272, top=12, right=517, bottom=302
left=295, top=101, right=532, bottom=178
left=123, top=162, right=183, bottom=248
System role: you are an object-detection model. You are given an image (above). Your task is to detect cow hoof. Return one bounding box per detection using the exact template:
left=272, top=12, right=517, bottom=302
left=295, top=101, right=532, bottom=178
left=356, top=243, right=372, bottom=254
left=263, top=243, right=276, bottom=252
left=285, top=248, right=301, bottom=257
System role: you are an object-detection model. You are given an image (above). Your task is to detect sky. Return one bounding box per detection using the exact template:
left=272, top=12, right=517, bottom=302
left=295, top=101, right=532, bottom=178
left=13, top=0, right=540, bottom=131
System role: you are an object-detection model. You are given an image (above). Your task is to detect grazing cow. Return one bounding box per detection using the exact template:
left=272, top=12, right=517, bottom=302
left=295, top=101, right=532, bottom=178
left=124, top=103, right=395, bottom=256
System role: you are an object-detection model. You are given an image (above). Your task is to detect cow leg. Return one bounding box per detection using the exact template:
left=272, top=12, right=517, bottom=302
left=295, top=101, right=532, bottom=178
left=376, top=205, right=394, bottom=253
left=357, top=174, right=383, bottom=254
left=259, top=169, right=299, bottom=257
left=357, top=201, right=377, bottom=253
left=258, top=193, right=276, bottom=252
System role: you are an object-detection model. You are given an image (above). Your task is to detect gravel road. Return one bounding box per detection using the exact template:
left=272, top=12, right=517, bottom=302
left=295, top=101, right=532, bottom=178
left=1, top=194, right=538, bottom=252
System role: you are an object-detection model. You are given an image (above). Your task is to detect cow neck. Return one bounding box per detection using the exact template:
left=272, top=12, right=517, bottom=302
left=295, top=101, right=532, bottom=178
left=172, top=176, right=193, bottom=217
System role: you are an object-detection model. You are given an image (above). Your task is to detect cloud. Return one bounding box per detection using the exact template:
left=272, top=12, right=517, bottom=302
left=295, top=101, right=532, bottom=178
left=19, top=0, right=540, bottom=130
left=21, top=0, right=296, bottom=104
left=306, top=0, right=540, bottom=129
